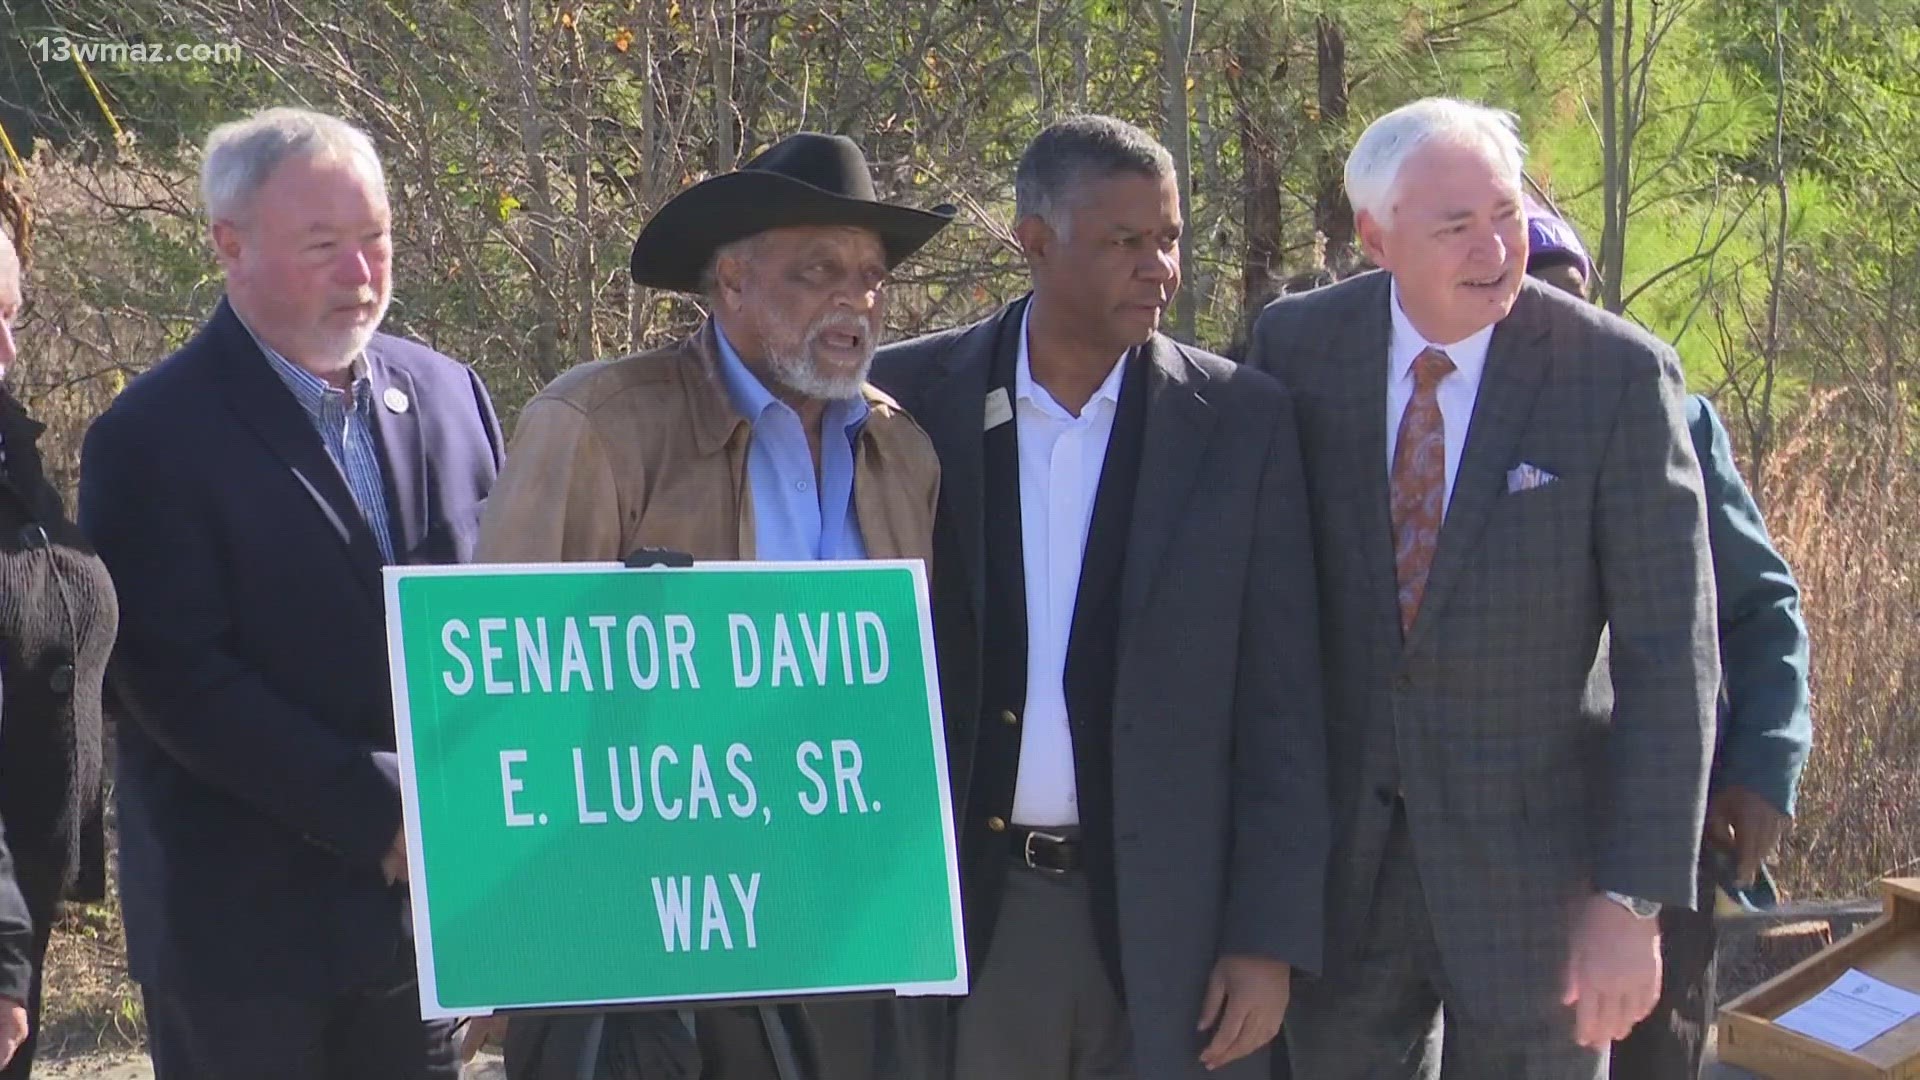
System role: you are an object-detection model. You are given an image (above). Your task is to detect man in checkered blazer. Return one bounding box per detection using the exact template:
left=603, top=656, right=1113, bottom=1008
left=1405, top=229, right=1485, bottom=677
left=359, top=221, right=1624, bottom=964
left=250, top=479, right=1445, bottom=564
left=1246, top=98, right=1720, bottom=1079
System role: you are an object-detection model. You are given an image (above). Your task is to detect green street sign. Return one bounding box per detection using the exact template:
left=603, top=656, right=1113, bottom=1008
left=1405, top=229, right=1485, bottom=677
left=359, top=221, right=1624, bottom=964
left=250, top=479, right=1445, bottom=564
left=383, top=561, right=967, bottom=1018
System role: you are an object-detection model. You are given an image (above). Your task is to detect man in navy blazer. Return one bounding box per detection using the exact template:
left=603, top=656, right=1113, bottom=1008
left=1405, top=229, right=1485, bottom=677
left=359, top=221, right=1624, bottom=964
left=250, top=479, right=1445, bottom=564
left=79, top=108, right=502, bottom=1080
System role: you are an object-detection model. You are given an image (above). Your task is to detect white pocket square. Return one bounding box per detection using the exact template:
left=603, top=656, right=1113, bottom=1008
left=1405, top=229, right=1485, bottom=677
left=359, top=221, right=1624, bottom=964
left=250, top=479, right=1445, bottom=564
left=1506, top=463, right=1559, bottom=494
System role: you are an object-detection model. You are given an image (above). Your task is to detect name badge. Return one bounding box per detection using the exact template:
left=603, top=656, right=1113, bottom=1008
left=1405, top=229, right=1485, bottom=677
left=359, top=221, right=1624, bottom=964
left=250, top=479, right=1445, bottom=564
left=983, top=387, right=1013, bottom=432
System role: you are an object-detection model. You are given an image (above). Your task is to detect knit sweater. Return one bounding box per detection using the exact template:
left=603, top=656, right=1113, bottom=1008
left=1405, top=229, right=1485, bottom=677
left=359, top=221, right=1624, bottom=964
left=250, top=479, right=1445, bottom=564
left=0, top=389, right=115, bottom=907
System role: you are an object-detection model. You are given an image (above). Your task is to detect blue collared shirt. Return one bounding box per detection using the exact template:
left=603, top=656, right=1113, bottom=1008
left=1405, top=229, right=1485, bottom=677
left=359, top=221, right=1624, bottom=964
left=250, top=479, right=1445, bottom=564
left=247, top=327, right=399, bottom=564
left=711, top=324, right=868, bottom=561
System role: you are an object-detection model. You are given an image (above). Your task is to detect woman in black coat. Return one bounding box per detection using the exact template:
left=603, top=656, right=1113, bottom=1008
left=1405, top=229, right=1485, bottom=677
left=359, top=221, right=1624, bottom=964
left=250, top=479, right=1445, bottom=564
left=0, top=186, right=117, bottom=1079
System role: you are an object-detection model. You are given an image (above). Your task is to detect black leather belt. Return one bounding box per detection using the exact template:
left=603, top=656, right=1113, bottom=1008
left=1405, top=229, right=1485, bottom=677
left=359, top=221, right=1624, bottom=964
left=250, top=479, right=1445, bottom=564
left=1010, top=826, right=1081, bottom=873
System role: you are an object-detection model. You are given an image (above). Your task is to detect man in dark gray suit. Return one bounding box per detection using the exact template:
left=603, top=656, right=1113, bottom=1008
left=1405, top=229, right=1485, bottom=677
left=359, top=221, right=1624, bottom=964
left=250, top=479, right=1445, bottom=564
left=872, top=115, right=1327, bottom=1080
left=1246, top=98, right=1719, bottom=1078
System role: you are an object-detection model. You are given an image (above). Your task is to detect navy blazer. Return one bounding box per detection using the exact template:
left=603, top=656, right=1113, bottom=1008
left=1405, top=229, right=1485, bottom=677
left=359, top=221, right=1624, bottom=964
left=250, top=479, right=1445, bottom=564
left=78, top=299, right=503, bottom=993
left=1689, top=395, right=1812, bottom=814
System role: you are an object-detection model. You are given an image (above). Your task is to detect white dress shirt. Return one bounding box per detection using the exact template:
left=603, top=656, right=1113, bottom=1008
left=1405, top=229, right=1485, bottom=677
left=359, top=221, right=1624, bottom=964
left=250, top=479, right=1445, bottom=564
left=1009, top=303, right=1128, bottom=827
left=1384, top=279, right=1496, bottom=516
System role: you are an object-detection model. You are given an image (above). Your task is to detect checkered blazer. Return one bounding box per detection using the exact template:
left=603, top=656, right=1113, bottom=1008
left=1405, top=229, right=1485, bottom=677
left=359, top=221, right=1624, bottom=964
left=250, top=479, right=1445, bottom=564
left=1246, top=272, right=1718, bottom=1025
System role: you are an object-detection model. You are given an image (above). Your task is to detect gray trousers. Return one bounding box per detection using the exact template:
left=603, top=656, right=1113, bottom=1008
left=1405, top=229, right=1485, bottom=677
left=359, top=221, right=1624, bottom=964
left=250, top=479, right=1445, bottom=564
left=1285, top=807, right=1607, bottom=1080
left=953, top=863, right=1136, bottom=1080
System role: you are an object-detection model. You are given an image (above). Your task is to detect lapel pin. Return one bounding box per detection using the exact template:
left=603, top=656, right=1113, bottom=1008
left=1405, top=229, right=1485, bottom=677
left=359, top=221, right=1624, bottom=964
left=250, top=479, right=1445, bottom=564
left=383, top=386, right=411, bottom=414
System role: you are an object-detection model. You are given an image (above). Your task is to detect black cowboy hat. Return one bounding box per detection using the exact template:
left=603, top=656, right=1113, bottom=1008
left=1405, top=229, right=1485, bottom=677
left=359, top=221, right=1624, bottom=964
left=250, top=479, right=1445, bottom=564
left=628, top=132, right=957, bottom=293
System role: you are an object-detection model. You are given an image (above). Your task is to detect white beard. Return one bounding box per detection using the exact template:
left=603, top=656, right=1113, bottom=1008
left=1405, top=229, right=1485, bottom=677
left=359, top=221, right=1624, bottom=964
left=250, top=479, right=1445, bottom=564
left=754, top=312, right=873, bottom=401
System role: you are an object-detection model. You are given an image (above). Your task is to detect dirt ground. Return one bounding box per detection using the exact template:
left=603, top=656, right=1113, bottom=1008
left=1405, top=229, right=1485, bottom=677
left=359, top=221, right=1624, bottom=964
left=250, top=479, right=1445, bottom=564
left=32, top=1044, right=1758, bottom=1078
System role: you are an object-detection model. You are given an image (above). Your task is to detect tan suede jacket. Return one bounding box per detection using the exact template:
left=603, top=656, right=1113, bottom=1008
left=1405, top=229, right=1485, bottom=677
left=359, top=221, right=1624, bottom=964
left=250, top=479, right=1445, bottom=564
left=476, top=320, right=938, bottom=566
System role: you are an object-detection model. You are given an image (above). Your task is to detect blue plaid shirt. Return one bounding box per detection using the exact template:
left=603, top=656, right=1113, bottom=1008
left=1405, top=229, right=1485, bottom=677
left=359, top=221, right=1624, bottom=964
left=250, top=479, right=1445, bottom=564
left=248, top=329, right=399, bottom=564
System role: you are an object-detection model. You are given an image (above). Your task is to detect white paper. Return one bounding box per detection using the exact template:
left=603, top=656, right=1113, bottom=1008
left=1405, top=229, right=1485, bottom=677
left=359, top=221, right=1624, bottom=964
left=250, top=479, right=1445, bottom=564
left=1773, top=968, right=1920, bottom=1051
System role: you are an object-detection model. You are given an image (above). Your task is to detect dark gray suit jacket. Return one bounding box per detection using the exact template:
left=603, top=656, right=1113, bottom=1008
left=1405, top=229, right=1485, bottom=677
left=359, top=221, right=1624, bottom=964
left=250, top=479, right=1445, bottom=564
left=874, top=302, right=1328, bottom=1080
left=1247, top=273, right=1718, bottom=1027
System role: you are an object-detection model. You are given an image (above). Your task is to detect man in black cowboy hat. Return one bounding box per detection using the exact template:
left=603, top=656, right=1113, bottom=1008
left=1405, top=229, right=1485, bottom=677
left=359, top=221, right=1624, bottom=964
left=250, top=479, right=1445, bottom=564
left=474, top=132, right=954, bottom=1080
left=871, top=114, right=1327, bottom=1080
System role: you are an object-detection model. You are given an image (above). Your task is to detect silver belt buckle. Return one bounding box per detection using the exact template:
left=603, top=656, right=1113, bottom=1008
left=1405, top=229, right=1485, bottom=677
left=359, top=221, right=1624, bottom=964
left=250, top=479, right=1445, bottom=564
left=1023, top=828, right=1070, bottom=874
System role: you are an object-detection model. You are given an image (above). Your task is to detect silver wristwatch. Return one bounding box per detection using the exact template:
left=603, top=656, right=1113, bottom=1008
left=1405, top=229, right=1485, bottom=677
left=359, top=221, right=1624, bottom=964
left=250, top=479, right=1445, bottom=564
left=1602, top=890, right=1661, bottom=919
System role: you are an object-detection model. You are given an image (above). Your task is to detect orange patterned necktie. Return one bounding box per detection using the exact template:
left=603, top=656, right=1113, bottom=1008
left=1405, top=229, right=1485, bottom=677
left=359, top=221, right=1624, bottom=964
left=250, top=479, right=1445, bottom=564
left=1390, top=347, right=1456, bottom=635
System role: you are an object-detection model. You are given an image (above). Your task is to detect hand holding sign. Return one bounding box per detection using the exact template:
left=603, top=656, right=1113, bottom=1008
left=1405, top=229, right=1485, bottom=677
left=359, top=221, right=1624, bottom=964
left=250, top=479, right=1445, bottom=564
left=382, top=827, right=408, bottom=885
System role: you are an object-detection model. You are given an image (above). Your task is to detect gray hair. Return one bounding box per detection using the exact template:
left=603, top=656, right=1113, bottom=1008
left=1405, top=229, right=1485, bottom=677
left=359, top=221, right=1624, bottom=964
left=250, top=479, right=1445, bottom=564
left=699, top=233, right=767, bottom=300
left=1345, top=98, right=1525, bottom=227
left=1015, top=115, right=1174, bottom=238
left=200, top=107, right=385, bottom=223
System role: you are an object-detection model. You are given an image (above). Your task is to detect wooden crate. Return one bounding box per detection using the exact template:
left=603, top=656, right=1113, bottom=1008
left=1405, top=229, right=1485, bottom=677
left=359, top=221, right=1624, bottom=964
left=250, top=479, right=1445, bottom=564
left=1717, top=878, right=1920, bottom=1079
